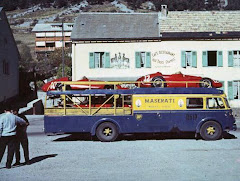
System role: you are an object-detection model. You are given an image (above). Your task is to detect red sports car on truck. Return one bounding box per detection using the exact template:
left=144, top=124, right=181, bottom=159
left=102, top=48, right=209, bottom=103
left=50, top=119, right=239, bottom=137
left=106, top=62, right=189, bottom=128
left=41, top=77, right=106, bottom=92
left=137, top=72, right=222, bottom=88
left=41, top=72, right=222, bottom=92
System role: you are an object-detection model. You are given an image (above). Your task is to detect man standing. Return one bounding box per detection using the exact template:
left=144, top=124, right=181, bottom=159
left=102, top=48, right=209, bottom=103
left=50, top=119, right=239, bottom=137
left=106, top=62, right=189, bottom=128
left=13, top=108, right=30, bottom=166
left=0, top=106, right=26, bottom=169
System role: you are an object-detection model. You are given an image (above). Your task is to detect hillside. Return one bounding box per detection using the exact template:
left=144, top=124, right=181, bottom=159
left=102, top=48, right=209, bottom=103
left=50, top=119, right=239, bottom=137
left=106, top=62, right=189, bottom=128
left=6, top=0, right=156, bottom=57
left=2, top=0, right=236, bottom=60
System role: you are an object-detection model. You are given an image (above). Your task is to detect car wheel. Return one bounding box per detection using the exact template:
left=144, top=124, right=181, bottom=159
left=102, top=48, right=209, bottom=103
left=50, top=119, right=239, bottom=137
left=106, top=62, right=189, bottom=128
left=96, top=122, right=119, bottom=142
left=104, top=85, right=114, bottom=89
left=200, top=121, right=222, bottom=140
left=200, top=78, right=212, bottom=88
left=151, top=76, right=166, bottom=88
left=55, top=83, right=63, bottom=90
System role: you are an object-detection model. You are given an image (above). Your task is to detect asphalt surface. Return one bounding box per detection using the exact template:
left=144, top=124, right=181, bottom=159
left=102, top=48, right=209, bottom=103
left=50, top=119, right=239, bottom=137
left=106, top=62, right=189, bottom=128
left=0, top=116, right=240, bottom=181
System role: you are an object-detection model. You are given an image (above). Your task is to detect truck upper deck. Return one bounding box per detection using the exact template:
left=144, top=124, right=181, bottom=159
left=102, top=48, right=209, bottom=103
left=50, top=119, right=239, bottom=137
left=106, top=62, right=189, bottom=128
left=47, top=87, right=224, bottom=96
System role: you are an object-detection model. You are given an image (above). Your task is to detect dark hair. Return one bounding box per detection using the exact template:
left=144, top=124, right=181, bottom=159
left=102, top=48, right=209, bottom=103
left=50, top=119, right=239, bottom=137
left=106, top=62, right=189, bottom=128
left=12, top=107, right=19, bottom=112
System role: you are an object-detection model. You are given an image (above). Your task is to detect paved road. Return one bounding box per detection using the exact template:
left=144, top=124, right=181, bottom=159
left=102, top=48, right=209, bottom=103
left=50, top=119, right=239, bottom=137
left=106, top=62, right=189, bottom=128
left=0, top=116, right=240, bottom=181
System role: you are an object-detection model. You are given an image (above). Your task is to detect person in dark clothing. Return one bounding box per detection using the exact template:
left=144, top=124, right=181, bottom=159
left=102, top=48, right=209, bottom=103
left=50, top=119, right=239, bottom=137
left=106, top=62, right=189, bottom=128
left=12, top=109, right=30, bottom=166
left=0, top=106, right=26, bottom=169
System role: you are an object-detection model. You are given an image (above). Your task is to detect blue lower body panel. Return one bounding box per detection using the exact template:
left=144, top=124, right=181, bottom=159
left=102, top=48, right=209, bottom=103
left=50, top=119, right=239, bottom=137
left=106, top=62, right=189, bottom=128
left=44, top=110, right=236, bottom=135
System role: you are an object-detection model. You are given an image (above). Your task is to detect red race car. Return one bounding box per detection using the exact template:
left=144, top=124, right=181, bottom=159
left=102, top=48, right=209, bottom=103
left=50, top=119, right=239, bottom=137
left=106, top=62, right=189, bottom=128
left=136, top=72, right=222, bottom=88
left=42, top=72, right=222, bottom=92
left=41, top=77, right=107, bottom=92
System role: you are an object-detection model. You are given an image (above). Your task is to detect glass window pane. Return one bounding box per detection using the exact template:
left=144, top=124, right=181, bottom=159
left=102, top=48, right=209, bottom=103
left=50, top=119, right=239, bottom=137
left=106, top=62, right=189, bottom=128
left=233, top=81, right=239, bottom=99
left=187, top=98, right=203, bottom=109
left=140, top=52, right=146, bottom=67
left=207, top=98, right=225, bottom=109
left=186, top=51, right=192, bottom=66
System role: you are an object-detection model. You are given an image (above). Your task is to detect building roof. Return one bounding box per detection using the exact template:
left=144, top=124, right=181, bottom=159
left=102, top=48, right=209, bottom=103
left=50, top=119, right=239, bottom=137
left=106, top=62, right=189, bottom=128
left=160, top=11, right=240, bottom=33
left=71, top=13, right=160, bottom=40
left=32, top=23, right=74, bottom=32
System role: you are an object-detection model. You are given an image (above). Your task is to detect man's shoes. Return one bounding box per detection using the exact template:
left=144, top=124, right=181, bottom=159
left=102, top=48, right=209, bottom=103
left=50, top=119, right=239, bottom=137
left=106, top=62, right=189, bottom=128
left=24, top=161, right=30, bottom=165
left=13, top=162, right=20, bottom=166
left=6, top=165, right=11, bottom=169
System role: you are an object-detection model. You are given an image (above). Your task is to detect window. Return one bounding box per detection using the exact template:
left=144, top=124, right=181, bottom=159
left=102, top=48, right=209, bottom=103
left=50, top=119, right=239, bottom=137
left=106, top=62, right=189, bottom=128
left=207, top=98, right=225, bottom=109
left=233, top=81, right=240, bottom=100
left=65, top=42, right=71, bottom=48
left=181, top=51, right=197, bottom=68
left=135, top=52, right=151, bottom=68
left=186, top=98, right=203, bottom=109
left=46, top=42, right=55, bottom=47
left=228, top=51, right=240, bottom=67
left=202, top=51, right=223, bottom=67
left=3, top=60, right=9, bottom=75
left=89, top=52, right=110, bottom=69
left=95, top=52, right=105, bottom=68
left=233, top=51, right=240, bottom=67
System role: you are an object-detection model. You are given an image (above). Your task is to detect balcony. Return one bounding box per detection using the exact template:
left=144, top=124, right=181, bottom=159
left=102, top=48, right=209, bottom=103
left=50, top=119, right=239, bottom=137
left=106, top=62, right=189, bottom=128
left=35, top=37, right=71, bottom=41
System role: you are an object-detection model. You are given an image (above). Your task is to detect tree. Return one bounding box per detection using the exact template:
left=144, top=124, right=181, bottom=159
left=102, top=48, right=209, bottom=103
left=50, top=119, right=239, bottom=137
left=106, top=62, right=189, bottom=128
left=205, top=0, right=220, bottom=10
left=36, top=48, right=72, bottom=79
left=18, top=43, right=34, bottom=71
left=55, top=0, right=68, bottom=8
left=226, top=0, right=240, bottom=10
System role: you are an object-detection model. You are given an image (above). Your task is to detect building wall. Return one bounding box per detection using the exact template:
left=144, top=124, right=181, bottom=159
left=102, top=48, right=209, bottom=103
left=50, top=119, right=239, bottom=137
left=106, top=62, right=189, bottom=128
left=72, top=40, right=240, bottom=107
left=0, top=10, right=19, bottom=103
left=35, top=32, right=71, bottom=52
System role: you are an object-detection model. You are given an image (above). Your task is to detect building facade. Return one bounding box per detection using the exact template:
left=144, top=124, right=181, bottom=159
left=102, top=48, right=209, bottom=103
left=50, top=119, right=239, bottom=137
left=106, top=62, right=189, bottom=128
left=71, top=10, right=240, bottom=107
left=32, top=23, right=74, bottom=53
left=0, top=7, right=20, bottom=103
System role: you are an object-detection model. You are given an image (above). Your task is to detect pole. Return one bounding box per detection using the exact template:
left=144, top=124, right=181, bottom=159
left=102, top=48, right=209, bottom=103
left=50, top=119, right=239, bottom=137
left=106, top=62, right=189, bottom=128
left=62, top=18, right=65, bottom=77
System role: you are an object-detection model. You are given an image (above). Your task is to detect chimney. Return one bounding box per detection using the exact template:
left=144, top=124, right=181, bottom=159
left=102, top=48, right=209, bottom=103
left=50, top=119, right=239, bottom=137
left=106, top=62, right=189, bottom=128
left=161, top=5, right=168, bottom=18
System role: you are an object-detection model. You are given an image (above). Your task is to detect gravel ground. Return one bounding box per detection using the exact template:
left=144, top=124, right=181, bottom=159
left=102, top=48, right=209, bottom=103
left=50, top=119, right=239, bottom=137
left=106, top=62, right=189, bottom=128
left=0, top=116, right=240, bottom=181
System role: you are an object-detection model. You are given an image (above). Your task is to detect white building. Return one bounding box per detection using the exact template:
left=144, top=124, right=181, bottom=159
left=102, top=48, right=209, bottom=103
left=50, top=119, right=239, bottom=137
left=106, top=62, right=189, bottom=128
left=32, top=23, right=74, bottom=53
left=0, top=7, right=20, bottom=104
left=71, top=9, right=240, bottom=107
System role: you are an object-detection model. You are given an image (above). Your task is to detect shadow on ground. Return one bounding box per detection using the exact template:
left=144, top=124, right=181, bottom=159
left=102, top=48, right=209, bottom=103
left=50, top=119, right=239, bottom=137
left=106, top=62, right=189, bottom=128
left=53, top=132, right=237, bottom=142
left=12, top=154, right=58, bottom=168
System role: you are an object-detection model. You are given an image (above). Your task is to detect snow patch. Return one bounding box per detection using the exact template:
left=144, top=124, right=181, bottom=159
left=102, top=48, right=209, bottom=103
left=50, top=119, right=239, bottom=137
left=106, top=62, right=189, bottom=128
left=10, top=5, right=43, bottom=18
left=111, top=0, right=134, bottom=13
left=146, top=1, right=155, bottom=10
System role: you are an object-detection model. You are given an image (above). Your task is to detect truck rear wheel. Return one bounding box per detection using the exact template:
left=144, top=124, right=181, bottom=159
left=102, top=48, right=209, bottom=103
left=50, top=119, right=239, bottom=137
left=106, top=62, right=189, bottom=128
left=96, top=122, right=119, bottom=142
left=200, top=121, right=222, bottom=140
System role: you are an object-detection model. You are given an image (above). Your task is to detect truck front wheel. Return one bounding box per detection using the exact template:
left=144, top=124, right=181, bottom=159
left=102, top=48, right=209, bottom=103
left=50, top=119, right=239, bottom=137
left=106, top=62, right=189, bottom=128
left=200, top=121, right=222, bottom=140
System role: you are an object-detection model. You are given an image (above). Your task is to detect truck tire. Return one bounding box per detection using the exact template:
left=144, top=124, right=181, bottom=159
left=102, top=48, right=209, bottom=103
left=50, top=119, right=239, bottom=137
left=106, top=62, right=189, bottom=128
left=96, top=122, right=119, bottom=142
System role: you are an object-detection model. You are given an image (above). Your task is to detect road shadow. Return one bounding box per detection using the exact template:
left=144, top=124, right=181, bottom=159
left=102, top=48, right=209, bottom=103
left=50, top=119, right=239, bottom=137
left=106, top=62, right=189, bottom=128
left=53, top=132, right=237, bottom=142
left=11, top=154, right=58, bottom=168
left=53, top=133, right=92, bottom=142
left=222, top=132, right=237, bottom=139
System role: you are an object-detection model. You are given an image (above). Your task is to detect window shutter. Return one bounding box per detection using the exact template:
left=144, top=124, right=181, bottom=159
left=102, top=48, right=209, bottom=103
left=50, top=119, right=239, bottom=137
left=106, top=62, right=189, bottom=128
left=89, top=52, right=95, bottom=69
left=202, top=51, right=208, bottom=67
left=228, top=51, right=233, bottom=67
left=181, top=51, right=186, bottom=68
left=228, top=81, right=234, bottom=100
left=192, top=51, right=197, bottom=68
left=146, top=52, right=151, bottom=68
left=217, top=51, right=223, bottom=67
left=135, top=52, right=141, bottom=68
left=104, top=52, right=110, bottom=68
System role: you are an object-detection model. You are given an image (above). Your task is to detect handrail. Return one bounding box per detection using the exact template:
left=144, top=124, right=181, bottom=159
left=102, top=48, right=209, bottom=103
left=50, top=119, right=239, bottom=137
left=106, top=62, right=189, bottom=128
left=46, top=80, right=210, bottom=91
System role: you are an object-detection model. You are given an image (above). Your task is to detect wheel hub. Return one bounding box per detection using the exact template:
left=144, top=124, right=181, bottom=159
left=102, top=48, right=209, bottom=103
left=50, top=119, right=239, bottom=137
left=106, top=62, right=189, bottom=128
left=206, top=126, right=215, bottom=135
left=103, top=128, right=112, bottom=136
left=154, top=80, right=163, bottom=87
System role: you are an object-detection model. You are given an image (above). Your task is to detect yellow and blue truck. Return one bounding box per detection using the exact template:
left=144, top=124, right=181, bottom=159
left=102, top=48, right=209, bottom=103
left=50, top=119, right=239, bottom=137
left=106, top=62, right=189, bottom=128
left=44, top=87, right=237, bottom=141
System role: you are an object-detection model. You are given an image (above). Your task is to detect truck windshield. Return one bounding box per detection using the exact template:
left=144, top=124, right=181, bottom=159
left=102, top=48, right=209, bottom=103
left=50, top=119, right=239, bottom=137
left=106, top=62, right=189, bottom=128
left=207, top=97, right=225, bottom=109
